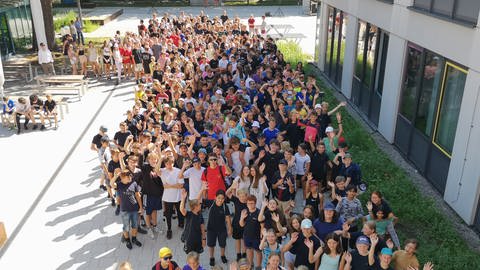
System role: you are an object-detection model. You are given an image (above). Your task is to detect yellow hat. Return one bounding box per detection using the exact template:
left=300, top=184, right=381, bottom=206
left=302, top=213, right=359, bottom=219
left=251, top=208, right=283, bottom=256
left=159, top=247, right=172, bottom=259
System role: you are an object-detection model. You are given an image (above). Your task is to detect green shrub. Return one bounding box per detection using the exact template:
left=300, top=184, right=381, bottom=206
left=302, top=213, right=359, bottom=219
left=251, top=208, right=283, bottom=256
left=53, top=10, right=99, bottom=33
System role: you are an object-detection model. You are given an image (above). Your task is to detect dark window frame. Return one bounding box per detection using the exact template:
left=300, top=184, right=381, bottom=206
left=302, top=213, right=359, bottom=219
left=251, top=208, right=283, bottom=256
left=410, top=0, right=479, bottom=27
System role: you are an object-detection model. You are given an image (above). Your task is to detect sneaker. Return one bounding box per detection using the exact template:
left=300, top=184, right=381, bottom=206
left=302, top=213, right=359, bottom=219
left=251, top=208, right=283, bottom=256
left=137, top=227, right=148, bottom=234
left=32, top=124, right=38, bottom=130
left=148, top=228, right=155, bottom=239
left=178, top=222, right=184, bottom=229
left=152, top=225, right=158, bottom=233
left=125, top=239, right=132, bottom=249
left=209, top=257, right=215, bottom=267
left=115, top=206, right=120, bottom=216
left=132, top=237, right=142, bottom=247
left=40, top=125, right=46, bottom=131
left=111, top=198, right=116, bottom=206
left=100, top=185, right=107, bottom=191
left=23, top=123, right=28, bottom=130
left=221, top=256, right=228, bottom=264
left=166, top=230, right=172, bottom=240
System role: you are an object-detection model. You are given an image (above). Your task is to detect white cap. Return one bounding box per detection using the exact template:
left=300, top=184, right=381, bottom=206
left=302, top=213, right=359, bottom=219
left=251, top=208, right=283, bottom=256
left=252, top=121, right=260, bottom=128
left=315, top=104, right=322, bottom=109
left=215, top=89, right=223, bottom=95
left=325, top=126, right=334, bottom=133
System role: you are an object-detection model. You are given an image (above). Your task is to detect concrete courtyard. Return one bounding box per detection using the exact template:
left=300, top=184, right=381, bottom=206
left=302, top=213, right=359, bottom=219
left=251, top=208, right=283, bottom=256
left=0, top=5, right=315, bottom=270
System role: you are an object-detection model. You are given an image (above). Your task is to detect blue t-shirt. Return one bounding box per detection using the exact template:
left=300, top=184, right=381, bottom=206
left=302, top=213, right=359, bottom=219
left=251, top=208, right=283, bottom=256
left=262, top=127, right=279, bottom=144
left=313, top=217, right=344, bottom=241
left=3, top=99, right=14, bottom=113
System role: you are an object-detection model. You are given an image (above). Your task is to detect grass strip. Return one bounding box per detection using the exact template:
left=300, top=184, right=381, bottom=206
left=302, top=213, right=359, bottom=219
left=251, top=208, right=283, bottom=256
left=278, top=41, right=480, bottom=269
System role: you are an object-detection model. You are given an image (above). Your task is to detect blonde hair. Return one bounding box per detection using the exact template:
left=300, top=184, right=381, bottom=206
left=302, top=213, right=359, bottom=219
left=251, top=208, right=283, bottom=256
left=118, top=261, right=133, bottom=270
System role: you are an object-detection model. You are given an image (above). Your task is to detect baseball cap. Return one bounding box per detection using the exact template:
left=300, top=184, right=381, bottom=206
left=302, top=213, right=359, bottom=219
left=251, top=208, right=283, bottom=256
left=356, top=236, right=370, bottom=246
left=178, top=98, right=185, bottom=102
left=381, top=248, right=393, bottom=256
left=344, top=153, right=352, bottom=159
left=301, top=219, right=312, bottom=229
left=324, top=202, right=335, bottom=211
left=279, top=159, right=288, bottom=165
left=325, top=126, right=334, bottom=133
left=314, top=103, right=322, bottom=109
left=309, top=180, right=318, bottom=186
left=100, top=125, right=108, bottom=132
left=192, top=157, right=200, bottom=163
left=158, top=247, right=172, bottom=258
left=215, top=89, right=223, bottom=95
left=198, top=148, right=207, bottom=154
left=252, top=121, right=260, bottom=128
left=338, top=142, right=348, bottom=148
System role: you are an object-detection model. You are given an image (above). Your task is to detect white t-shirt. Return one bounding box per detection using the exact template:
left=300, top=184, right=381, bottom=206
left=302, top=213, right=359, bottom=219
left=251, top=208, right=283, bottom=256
left=184, top=167, right=205, bottom=200
left=249, top=177, right=268, bottom=209
left=294, top=153, right=311, bottom=176
left=160, top=167, right=183, bottom=202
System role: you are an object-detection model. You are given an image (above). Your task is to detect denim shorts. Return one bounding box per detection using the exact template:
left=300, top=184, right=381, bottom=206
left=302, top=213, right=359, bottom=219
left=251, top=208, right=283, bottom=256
left=121, top=211, right=138, bottom=232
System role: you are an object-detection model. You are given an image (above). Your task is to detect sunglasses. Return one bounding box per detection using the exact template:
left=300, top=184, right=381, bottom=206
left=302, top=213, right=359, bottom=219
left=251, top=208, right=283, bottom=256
left=209, top=158, right=217, bottom=161
left=163, top=256, right=172, bottom=260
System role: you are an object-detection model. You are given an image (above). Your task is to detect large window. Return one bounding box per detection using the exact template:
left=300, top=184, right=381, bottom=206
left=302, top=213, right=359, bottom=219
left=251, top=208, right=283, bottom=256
left=324, top=6, right=346, bottom=87
left=415, top=51, right=444, bottom=136
left=433, top=63, right=467, bottom=156
left=399, top=46, right=423, bottom=121
left=412, top=0, right=480, bottom=26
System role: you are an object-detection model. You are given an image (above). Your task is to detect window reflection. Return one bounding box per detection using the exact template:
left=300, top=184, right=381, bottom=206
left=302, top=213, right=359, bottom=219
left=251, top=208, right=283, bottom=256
left=400, top=47, right=422, bottom=121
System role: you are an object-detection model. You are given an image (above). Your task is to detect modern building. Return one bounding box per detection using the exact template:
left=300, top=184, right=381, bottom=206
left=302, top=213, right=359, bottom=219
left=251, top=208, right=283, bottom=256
left=0, top=0, right=33, bottom=57
left=313, top=0, right=480, bottom=230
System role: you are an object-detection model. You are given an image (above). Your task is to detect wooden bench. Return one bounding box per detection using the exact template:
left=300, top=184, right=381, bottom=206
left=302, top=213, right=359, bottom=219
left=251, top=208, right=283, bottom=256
left=267, top=33, right=307, bottom=43
left=35, top=75, right=88, bottom=101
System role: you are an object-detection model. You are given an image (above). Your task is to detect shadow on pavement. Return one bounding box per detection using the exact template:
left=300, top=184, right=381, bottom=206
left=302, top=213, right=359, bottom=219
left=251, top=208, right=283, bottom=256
left=45, top=189, right=104, bottom=213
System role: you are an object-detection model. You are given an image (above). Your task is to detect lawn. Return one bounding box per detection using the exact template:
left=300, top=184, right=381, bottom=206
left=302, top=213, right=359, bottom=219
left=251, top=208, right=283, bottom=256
left=54, top=10, right=100, bottom=34
left=278, top=41, right=480, bottom=269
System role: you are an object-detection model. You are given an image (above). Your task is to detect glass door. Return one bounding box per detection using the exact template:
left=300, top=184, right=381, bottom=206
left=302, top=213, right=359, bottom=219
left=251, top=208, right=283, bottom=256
left=0, top=12, right=15, bottom=56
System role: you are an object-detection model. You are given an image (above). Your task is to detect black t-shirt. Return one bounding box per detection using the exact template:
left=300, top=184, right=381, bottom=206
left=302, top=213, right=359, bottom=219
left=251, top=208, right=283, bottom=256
left=370, top=259, right=393, bottom=270
left=151, top=261, right=179, bottom=270
left=271, top=171, right=295, bottom=202
left=231, top=196, right=247, bottom=228
left=243, top=208, right=261, bottom=239
left=350, top=250, right=370, bottom=270
left=372, top=200, right=393, bottom=218
left=261, top=151, right=284, bottom=179
left=310, top=151, right=329, bottom=181
left=317, top=113, right=331, bottom=138
left=125, top=118, right=139, bottom=139
left=220, top=15, right=228, bottom=24
left=117, top=180, right=141, bottom=212
left=92, top=134, right=103, bottom=149
left=44, top=100, right=56, bottom=112
left=107, top=160, right=120, bottom=175
left=140, top=163, right=164, bottom=197
left=185, top=211, right=204, bottom=246
left=132, top=48, right=142, bottom=64
left=290, top=234, right=320, bottom=270
left=207, top=203, right=230, bottom=232
left=114, top=130, right=132, bottom=148
left=350, top=232, right=386, bottom=253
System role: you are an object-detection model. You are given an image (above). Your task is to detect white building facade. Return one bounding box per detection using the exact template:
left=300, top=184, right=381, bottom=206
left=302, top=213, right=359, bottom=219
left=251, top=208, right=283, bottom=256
left=314, top=0, right=480, bottom=229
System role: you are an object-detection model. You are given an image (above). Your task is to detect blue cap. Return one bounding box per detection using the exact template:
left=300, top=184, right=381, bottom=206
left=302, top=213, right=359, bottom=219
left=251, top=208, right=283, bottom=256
left=381, top=248, right=393, bottom=256
left=324, top=202, right=335, bottom=211
left=198, top=148, right=207, bottom=154
left=356, top=236, right=370, bottom=246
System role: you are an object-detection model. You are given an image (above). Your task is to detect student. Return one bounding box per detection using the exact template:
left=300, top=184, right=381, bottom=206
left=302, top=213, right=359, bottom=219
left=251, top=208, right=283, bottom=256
left=282, top=219, right=320, bottom=270
left=179, top=157, right=205, bottom=201
left=226, top=185, right=248, bottom=261
left=180, top=187, right=206, bottom=254
left=313, top=202, right=345, bottom=242
left=159, top=156, right=184, bottom=239
left=305, top=173, right=324, bottom=219
left=44, top=94, right=58, bottom=129
left=239, top=195, right=262, bottom=269
left=271, top=159, right=295, bottom=216
left=259, top=229, right=282, bottom=269
left=340, top=236, right=371, bottom=270
left=1, top=96, right=15, bottom=129
left=294, top=143, right=311, bottom=199
left=335, top=185, right=364, bottom=232
left=263, top=252, right=284, bottom=270
left=152, top=247, right=182, bottom=270
left=249, top=165, right=268, bottom=209
left=311, top=233, right=342, bottom=270
left=391, top=239, right=420, bottom=270
left=202, top=153, right=232, bottom=206
left=182, top=251, right=205, bottom=270
left=369, top=235, right=394, bottom=270
left=141, top=152, right=164, bottom=239
left=114, top=122, right=132, bottom=151
left=206, top=189, right=232, bottom=266
left=113, top=170, right=143, bottom=249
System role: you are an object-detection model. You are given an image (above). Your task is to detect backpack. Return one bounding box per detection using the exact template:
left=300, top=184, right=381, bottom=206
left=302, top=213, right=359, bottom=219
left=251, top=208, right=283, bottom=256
left=155, top=261, right=173, bottom=270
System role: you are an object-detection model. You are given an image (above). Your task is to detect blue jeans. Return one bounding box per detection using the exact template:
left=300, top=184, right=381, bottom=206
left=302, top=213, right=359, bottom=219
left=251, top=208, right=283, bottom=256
left=121, top=211, right=138, bottom=232
left=77, top=31, right=84, bottom=45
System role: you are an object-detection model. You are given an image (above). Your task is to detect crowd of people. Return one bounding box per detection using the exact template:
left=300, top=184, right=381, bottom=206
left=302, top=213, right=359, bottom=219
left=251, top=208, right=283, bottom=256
left=86, top=10, right=434, bottom=270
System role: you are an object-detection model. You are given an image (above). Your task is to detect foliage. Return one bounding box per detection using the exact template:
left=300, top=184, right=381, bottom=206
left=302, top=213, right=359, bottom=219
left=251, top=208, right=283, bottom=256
left=53, top=10, right=100, bottom=33
left=279, top=42, right=480, bottom=269
left=276, top=40, right=313, bottom=66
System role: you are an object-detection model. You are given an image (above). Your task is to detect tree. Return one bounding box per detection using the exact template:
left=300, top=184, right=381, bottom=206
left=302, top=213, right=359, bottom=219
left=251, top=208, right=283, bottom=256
left=41, top=0, right=56, bottom=50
